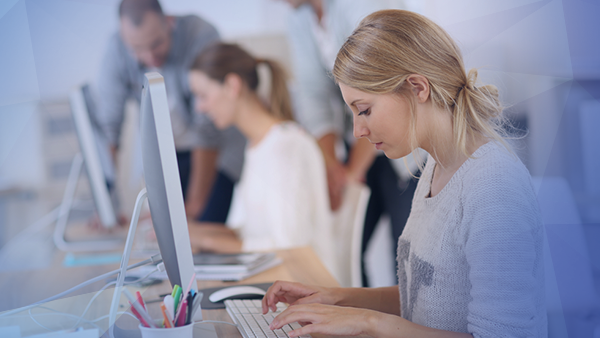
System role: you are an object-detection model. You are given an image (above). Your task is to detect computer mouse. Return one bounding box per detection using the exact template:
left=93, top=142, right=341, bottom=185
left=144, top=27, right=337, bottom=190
left=208, top=286, right=267, bottom=303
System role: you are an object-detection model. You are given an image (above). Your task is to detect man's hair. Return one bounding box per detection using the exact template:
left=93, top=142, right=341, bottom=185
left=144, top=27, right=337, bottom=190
left=119, top=0, right=164, bottom=26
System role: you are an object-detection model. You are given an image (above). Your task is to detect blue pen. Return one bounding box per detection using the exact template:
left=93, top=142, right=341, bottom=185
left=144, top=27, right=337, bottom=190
left=186, top=292, right=194, bottom=324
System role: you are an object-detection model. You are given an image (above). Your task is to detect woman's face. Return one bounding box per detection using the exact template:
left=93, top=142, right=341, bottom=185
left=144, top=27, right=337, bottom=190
left=189, top=71, right=236, bottom=129
left=339, top=83, right=415, bottom=159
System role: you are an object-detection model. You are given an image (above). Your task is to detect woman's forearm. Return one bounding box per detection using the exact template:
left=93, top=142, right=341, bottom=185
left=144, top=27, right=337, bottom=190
left=364, top=311, right=473, bottom=338
left=334, top=286, right=400, bottom=315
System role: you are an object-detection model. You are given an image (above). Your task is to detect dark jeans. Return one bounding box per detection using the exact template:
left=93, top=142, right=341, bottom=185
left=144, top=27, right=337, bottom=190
left=196, top=171, right=234, bottom=223
left=361, top=155, right=420, bottom=287
left=177, top=151, right=235, bottom=224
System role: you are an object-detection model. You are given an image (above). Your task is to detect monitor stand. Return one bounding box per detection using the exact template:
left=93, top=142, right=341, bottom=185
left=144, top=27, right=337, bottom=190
left=108, top=188, right=147, bottom=338
left=107, top=189, right=208, bottom=338
left=53, top=153, right=124, bottom=252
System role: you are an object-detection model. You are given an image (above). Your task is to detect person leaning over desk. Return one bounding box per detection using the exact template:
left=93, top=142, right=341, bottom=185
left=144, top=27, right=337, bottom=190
left=94, top=0, right=245, bottom=222
left=185, top=43, right=335, bottom=270
left=281, top=0, right=420, bottom=288
left=262, top=10, right=547, bottom=338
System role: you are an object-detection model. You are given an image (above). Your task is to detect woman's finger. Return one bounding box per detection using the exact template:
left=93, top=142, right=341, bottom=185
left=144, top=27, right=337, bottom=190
left=271, top=308, right=318, bottom=331
left=263, top=281, right=286, bottom=313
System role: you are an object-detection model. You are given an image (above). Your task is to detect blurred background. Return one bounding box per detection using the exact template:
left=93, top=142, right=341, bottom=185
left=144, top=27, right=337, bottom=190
left=0, top=0, right=599, bottom=336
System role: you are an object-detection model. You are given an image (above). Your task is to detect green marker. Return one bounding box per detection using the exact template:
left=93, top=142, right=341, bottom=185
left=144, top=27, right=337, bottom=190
left=172, top=285, right=182, bottom=312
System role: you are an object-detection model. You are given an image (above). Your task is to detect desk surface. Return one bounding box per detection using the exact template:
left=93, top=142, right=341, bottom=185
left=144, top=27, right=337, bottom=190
left=0, top=247, right=339, bottom=337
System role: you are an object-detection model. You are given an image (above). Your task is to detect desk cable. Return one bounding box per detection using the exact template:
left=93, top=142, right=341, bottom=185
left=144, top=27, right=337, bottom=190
left=0, top=253, right=162, bottom=319
left=17, top=262, right=239, bottom=333
left=23, top=264, right=163, bottom=332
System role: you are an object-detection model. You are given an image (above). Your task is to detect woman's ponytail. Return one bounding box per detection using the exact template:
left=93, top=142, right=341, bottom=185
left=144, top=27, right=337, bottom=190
left=453, top=68, right=507, bottom=157
left=257, top=59, right=294, bottom=122
left=191, top=42, right=294, bottom=122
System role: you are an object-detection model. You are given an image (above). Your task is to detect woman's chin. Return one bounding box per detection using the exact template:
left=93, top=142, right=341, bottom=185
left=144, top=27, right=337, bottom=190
left=382, top=148, right=411, bottom=160
left=214, top=120, right=232, bottom=130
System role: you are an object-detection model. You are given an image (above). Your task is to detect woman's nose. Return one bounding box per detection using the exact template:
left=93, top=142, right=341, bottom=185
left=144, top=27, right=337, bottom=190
left=353, top=117, right=369, bottom=139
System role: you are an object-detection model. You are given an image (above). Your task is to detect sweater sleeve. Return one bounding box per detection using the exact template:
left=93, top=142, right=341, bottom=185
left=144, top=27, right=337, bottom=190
left=287, top=7, right=342, bottom=139
left=178, top=15, right=222, bottom=149
left=462, top=161, right=545, bottom=337
left=95, top=33, right=130, bottom=147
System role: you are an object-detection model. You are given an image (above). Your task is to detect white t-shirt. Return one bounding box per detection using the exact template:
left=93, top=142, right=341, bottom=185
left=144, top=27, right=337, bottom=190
left=227, top=122, right=332, bottom=259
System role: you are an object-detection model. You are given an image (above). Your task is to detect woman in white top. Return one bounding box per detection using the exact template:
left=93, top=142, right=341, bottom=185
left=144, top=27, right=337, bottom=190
left=187, top=43, right=332, bottom=259
left=262, top=10, right=546, bottom=338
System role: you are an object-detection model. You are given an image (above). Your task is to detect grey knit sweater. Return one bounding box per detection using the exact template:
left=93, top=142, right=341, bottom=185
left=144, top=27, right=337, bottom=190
left=397, top=142, right=547, bottom=337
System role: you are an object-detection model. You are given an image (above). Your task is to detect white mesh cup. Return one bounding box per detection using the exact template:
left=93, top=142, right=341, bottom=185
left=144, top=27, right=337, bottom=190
left=139, top=322, right=193, bottom=338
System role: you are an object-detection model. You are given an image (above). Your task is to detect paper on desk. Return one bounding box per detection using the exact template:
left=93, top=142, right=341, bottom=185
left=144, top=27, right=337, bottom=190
left=130, top=257, right=283, bottom=281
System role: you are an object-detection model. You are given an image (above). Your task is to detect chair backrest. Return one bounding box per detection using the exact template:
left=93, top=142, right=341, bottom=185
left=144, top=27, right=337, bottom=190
left=328, top=182, right=371, bottom=287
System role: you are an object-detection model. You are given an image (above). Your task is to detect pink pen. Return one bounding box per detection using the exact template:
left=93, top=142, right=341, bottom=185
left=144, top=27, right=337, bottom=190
left=129, top=301, right=150, bottom=327
left=136, top=291, right=147, bottom=310
left=176, top=300, right=188, bottom=327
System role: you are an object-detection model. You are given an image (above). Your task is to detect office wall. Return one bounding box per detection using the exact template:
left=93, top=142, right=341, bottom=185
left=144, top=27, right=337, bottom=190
left=1, top=1, right=598, bottom=208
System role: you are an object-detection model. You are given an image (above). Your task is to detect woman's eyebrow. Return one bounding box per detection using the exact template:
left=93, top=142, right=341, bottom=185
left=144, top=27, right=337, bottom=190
left=350, top=99, right=362, bottom=106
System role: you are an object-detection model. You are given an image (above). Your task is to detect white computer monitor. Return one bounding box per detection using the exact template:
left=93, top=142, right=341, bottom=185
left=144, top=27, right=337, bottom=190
left=70, top=85, right=118, bottom=228
left=140, top=72, right=197, bottom=291
left=52, top=85, right=123, bottom=253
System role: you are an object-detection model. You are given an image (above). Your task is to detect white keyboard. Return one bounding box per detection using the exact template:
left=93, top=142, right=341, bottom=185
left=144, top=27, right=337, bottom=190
left=225, top=299, right=311, bottom=338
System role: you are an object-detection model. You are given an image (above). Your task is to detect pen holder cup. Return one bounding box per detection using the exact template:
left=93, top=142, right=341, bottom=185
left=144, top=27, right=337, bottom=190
left=139, top=322, right=193, bottom=338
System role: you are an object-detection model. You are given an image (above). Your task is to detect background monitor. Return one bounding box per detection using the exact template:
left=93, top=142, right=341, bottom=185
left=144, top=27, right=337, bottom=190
left=70, top=84, right=118, bottom=228
left=140, top=72, right=197, bottom=291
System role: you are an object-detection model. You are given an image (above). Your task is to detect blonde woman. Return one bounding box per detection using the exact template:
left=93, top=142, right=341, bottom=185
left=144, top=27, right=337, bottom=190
left=186, top=43, right=332, bottom=263
left=262, top=10, right=546, bottom=337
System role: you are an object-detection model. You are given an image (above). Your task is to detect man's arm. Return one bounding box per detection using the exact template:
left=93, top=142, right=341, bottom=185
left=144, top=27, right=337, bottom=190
left=317, top=133, right=376, bottom=210
left=346, top=137, right=377, bottom=183
left=95, top=34, right=131, bottom=151
left=317, top=133, right=346, bottom=211
left=185, top=148, right=218, bottom=219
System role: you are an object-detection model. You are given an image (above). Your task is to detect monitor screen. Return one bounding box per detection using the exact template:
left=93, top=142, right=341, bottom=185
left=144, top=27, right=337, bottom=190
left=139, top=72, right=197, bottom=292
left=70, top=85, right=118, bottom=228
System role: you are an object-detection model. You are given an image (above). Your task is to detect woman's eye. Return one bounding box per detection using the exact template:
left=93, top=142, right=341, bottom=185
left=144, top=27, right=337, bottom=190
left=358, top=109, right=370, bottom=116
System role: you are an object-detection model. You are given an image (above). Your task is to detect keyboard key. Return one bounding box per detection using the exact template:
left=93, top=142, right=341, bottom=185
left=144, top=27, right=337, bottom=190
left=227, top=300, right=310, bottom=338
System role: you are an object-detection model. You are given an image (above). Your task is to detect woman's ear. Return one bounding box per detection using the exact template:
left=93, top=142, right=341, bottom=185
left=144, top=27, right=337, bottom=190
left=406, top=74, right=430, bottom=103
left=223, top=73, right=243, bottom=97
left=165, top=15, right=175, bottom=29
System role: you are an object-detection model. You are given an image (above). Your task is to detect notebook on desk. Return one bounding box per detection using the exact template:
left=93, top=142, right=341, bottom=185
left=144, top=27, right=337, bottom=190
left=131, top=252, right=281, bottom=281
left=193, top=252, right=277, bottom=274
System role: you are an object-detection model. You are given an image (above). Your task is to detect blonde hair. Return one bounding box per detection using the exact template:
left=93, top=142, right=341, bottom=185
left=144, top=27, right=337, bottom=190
left=191, top=43, right=294, bottom=121
left=332, top=10, right=510, bottom=159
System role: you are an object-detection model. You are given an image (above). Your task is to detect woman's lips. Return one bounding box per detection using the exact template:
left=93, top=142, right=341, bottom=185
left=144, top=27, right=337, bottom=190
left=375, top=142, right=382, bottom=150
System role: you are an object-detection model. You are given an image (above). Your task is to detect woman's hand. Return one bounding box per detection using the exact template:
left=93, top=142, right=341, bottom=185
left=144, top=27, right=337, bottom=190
left=269, top=303, right=377, bottom=337
left=262, top=281, right=339, bottom=314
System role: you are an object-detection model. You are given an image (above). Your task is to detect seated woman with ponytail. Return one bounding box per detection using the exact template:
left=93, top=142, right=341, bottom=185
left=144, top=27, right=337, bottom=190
left=186, top=43, right=332, bottom=259
left=261, top=10, right=546, bottom=338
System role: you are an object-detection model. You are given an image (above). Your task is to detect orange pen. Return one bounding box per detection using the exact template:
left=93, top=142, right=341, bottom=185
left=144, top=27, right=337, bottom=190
left=160, top=302, right=173, bottom=328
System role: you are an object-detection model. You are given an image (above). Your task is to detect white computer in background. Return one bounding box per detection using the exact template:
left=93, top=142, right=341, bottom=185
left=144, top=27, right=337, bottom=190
left=0, top=74, right=205, bottom=337
left=53, top=84, right=123, bottom=252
